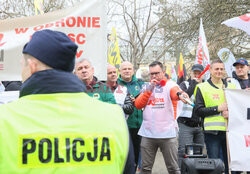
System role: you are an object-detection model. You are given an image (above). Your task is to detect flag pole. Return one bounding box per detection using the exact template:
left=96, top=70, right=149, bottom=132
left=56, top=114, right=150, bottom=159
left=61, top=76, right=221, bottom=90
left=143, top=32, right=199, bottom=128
left=223, top=86, right=232, bottom=174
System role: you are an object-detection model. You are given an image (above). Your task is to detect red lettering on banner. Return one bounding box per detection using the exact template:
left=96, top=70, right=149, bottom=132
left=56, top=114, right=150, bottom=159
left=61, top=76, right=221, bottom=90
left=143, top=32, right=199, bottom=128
left=76, top=50, right=83, bottom=58
left=55, top=19, right=65, bottom=27
left=34, top=25, right=44, bottom=31
left=45, top=23, right=54, bottom=28
left=67, top=33, right=86, bottom=45
left=15, top=28, right=29, bottom=34
left=76, top=33, right=86, bottom=44
left=0, top=33, right=6, bottom=47
left=66, top=17, right=76, bottom=27
left=76, top=17, right=101, bottom=28
left=77, top=17, right=87, bottom=27
left=68, top=33, right=75, bottom=42
left=87, top=17, right=91, bottom=28
left=244, top=135, right=250, bottom=147
left=92, top=17, right=100, bottom=28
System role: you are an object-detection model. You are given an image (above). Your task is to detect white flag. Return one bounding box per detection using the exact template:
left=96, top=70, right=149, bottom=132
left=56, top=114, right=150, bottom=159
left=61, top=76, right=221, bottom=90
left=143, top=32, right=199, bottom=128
left=225, top=89, right=250, bottom=171
left=222, top=13, right=250, bottom=35
left=195, top=18, right=210, bottom=80
left=171, top=64, right=177, bottom=82
left=217, top=48, right=236, bottom=77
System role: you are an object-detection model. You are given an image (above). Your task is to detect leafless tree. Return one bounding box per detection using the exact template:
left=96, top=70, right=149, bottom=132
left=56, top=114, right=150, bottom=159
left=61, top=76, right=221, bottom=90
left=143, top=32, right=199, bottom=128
left=156, top=0, right=250, bottom=63
left=0, top=0, right=80, bottom=20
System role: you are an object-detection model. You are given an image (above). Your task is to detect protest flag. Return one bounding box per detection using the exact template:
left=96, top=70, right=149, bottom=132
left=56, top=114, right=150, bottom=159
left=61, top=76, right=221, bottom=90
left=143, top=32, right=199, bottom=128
left=195, top=18, right=210, bottom=80
left=177, top=53, right=186, bottom=84
left=34, top=0, right=44, bottom=15
left=108, top=27, right=121, bottom=75
left=166, top=64, right=171, bottom=79
left=222, top=13, right=250, bottom=35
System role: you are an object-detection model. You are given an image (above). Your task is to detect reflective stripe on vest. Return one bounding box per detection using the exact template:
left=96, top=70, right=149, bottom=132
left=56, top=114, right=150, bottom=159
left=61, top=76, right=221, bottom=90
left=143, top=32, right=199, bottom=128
left=0, top=93, right=129, bottom=174
left=203, top=114, right=226, bottom=131
left=197, top=82, right=236, bottom=131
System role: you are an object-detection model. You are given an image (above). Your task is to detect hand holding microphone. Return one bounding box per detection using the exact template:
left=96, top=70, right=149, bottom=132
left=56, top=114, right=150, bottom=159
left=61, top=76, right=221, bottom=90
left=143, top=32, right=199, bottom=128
left=178, top=92, right=195, bottom=107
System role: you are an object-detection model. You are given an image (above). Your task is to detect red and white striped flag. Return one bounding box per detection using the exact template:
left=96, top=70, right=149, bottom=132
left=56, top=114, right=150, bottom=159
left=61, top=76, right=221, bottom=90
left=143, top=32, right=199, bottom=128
left=195, top=18, right=210, bottom=80
left=222, top=13, right=250, bottom=35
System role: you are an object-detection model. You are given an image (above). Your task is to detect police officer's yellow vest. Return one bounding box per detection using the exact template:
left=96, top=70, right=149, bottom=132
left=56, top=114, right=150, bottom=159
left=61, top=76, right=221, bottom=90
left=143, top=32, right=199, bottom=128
left=0, top=93, right=129, bottom=174
left=196, top=81, right=236, bottom=131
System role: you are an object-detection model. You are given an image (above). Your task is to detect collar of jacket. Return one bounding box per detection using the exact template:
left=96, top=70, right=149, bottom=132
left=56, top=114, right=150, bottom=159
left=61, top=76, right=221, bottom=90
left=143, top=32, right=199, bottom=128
left=117, top=75, right=138, bottom=84
left=20, top=69, right=86, bottom=98
left=207, top=78, right=228, bottom=89
left=235, top=73, right=250, bottom=81
left=86, top=76, right=104, bottom=90
left=106, top=81, right=118, bottom=92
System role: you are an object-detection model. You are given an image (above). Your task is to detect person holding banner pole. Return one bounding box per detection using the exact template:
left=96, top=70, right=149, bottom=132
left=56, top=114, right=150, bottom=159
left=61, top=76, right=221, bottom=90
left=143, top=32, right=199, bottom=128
left=194, top=59, right=236, bottom=174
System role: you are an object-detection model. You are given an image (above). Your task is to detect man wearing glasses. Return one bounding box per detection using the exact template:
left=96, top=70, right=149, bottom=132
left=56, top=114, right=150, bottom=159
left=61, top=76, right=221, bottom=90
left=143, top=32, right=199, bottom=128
left=135, top=61, right=189, bottom=174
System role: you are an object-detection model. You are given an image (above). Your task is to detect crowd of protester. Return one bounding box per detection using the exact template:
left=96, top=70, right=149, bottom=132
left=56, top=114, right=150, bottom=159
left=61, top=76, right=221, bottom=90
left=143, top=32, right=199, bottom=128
left=0, top=29, right=249, bottom=174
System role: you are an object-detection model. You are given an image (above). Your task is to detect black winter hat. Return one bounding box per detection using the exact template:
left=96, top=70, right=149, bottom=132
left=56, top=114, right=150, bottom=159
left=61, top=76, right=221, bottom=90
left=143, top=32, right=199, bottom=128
left=191, top=64, right=204, bottom=72
left=22, top=29, right=78, bottom=72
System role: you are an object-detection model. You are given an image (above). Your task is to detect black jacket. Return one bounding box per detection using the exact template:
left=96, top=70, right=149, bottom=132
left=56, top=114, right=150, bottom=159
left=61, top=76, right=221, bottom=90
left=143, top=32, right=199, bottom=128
left=2, top=81, right=22, bottom=91
left=20, top=70, right=135, bottom=174
left=178, top=78, right=202, bottom=127
left=232, top=71, right=250, bottom=89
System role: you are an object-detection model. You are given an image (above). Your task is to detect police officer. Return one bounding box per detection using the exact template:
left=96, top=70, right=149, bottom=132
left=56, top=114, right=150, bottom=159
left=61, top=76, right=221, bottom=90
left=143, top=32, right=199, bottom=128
left=0, top=29, right=133, bottom=173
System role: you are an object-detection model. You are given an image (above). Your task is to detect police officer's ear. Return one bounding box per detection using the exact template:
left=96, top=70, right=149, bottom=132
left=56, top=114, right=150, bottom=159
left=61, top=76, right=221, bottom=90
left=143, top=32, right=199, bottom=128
left=27, top=58, right=39, bottom=74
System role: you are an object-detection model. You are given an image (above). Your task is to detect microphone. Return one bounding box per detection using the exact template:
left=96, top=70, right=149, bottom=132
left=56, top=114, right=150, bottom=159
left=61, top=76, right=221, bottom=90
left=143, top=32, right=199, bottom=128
left=181, top=94, right=195, bottom=107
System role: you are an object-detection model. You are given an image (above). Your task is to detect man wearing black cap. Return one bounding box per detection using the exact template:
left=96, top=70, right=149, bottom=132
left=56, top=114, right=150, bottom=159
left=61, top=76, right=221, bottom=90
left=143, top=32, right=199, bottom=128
left=0, top=29, right=133, bottom=173
left=231, top=58, right=250, bottom=90
left=177, top=64, right=205, bottom=166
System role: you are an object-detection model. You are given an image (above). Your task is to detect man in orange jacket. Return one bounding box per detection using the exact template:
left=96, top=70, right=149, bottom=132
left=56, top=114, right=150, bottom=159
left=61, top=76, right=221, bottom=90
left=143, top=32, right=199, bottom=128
left=135, top=61, right=189, bottom=174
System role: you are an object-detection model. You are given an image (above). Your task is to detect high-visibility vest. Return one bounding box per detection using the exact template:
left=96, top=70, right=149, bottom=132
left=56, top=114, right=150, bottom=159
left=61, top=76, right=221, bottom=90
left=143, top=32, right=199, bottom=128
left=0, top=93, right=129, bottom=174
left=196, top=81, right=236, bottom=131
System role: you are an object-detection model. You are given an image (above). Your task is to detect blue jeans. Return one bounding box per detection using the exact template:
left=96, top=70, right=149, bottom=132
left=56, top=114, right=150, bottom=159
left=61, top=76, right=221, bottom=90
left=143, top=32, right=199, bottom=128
left=204, top=131, right=228, bottom=174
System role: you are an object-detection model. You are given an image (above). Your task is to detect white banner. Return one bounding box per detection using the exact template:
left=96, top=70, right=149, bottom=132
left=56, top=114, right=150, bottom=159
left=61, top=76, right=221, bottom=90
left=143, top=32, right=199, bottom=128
left=225, top=89, right=250, bottom=171
left=0, top=91, right=19, bottom=105
left=217, top=48, right=236, bottom=77
left=0, top=0, right=107, bottom=81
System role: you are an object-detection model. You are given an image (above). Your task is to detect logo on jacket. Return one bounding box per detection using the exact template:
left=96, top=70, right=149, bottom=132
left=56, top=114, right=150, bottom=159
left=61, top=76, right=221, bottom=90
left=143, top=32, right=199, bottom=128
left=93, top=93, right=100, bottom=99
left=147, top=97, right=165, bottom=106
left=135, top=86, right=139, bottom=91
left=212, top=94, right=220, bottom=100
